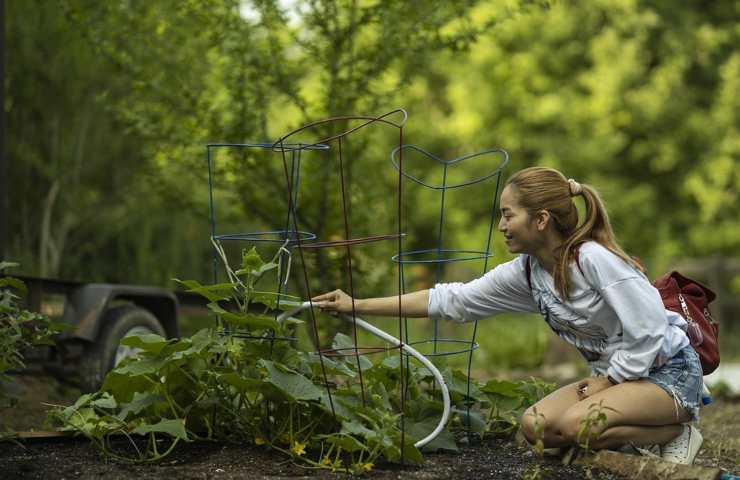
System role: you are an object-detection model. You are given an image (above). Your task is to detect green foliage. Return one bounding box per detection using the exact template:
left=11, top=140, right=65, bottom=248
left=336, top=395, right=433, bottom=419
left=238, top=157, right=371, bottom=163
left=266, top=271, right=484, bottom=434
left=480, top=377, right=556, bottom=434
left=50, top=246, right=552, bottom=472
left=0, top=263, right=66, bottom=408
left=417, top=0, right=740, bottom=267
left=575, top=400, right=617, bottom=451
left=10, top=0, right=737, bottom=375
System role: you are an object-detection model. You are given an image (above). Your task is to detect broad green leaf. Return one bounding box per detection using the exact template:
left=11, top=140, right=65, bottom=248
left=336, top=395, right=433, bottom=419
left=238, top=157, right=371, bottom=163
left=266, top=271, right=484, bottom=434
left=218, top=372, right=263, bottom=392
left=304, top=353, right=356, bottom=378
left=405, top=418, right=458, bottom=452
left=341, top=420, right=376, bottom=440
left=451, top=407, right=487, bottom=434
left=175, top=279, right=234, bottom=302
left=317, top=391, right=355, bottom=421
left=259, top=360, right=322, bottom=401
left=56, top=406, right=99, bottom=433
left=332, top=332, right=355, bottom=350
left=120, top=333, right=169, bottom=355
left=117, top=391, right=164, bottom=420
left=102, top=371, right=154, bottom=402
left=370, top=381, right=392, bottom=411
left=516, top=377, right=556, bottom=404
left=165, top=330, right=214, bottom=362
left=379, top=355, right=421, bottom=378
left=133, top=418, right=188, bottom=440
left=407, top=396, right=444, bottom=420
left=252, top=291, right=302, bottom=309
left=443, top=369, right=482, bottom=401
left=487, top=394, right=523, bottom=413
left=383, top=435, right=424, bottom=464
left=114, top=357, right=167, bottom=376
left=207, top=303, right=279, bottom=330
left=480, top=379, right=523, bottom=397
left=91, top=393, right=117, bottom=409
left=331, top=333, right=372, bottom=370
left=322, top=433, right=367, bottom=452
left=60, top=393, right=92, bottom=419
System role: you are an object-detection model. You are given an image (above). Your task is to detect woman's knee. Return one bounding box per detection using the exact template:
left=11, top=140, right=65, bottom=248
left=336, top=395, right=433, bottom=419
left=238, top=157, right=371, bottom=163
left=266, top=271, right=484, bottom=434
left=558, top=408, right=606, bottom=445
left=556, top=412, right=583, bottom=444
left=520, top=407, right=548, bottom=444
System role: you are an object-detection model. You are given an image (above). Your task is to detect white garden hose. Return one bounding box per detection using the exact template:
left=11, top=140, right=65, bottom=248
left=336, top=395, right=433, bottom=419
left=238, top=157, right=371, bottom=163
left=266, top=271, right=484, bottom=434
left=276, top=301, right=451, bottom=448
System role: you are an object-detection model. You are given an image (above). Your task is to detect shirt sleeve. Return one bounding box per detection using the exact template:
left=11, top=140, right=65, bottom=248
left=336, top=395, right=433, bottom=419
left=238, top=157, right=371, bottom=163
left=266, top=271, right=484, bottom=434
left=579, top=243, right=667, bottom=382
left=428, top=256, right=539, bottom=323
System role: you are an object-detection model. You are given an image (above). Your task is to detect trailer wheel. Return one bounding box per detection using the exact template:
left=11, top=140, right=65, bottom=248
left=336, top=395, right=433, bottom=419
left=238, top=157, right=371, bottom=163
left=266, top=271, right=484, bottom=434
left=80, top=306, right=166, bottom=392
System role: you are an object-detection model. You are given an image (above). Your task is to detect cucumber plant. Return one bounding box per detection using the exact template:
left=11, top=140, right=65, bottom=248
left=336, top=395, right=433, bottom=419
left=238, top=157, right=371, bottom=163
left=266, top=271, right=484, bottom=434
left=50, top=246, right=553, bottom=473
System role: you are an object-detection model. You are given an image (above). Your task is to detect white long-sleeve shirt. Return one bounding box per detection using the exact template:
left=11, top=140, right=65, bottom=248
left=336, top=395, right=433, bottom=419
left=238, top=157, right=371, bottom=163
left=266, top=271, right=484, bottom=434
left=427, top=241, right=690, bottom=382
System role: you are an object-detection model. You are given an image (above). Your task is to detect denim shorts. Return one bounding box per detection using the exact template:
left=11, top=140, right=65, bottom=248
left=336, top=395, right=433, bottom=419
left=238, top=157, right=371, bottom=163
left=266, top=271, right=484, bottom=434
left=645, top=345, right=703, bottom=422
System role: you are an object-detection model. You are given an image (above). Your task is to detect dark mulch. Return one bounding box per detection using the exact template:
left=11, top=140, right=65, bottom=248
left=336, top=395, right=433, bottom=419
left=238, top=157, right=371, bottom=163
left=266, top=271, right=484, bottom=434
left=4, top=375, right=738, bottom=479
left=0, top=435, right=614, bottom=480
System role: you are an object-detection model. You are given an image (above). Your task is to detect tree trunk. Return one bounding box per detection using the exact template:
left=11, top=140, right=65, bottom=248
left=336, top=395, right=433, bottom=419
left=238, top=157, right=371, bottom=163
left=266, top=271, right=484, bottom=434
left=39, top=179, right=60, bottom=277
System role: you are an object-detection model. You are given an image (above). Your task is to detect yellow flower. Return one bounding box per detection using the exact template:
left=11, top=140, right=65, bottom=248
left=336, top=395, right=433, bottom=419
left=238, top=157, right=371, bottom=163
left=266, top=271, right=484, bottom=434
left=361, top=462, right=374, bottom=472
left=321, top=455, right=332, bottom=466
left=291, top=441, right=306, bottom=456
left=254, top=437, right=266, bottom=445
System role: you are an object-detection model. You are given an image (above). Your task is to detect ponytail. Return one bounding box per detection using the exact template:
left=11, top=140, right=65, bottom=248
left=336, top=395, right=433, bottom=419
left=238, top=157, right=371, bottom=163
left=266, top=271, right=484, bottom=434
left=507, top=167, right=642, bottom=300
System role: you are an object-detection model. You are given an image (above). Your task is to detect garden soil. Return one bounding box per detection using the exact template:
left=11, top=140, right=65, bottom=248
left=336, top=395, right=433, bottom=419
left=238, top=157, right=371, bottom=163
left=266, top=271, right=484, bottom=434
left=1, top=375, right=738, bottom=479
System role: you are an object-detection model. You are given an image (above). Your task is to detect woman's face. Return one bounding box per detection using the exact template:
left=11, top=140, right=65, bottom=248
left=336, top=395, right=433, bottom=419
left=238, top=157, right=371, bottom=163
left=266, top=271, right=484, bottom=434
left=498, top=185, right=541, bottom=254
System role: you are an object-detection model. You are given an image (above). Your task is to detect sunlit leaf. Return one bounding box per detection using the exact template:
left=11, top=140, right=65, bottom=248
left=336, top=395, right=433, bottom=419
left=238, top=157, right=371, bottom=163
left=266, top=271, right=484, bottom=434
left=116, top=391, right=164, bottom=420
left=133, top=418, right=188, bottom=440
left=259, top=359, right=322, bottom=401
left=175, top=279, right=234, bottom=302
left=405, top=418, right=458, bottom=452
left=120, top=333, right=169, bottom=355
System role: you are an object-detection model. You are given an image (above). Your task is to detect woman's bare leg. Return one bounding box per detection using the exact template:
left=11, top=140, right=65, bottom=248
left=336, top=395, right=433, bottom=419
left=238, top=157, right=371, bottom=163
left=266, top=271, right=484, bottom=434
left=521, top=378, right=689, bottom=449
left=521, top=379, right=584, bottom=447
left=556, top=379, right=689, bottom=449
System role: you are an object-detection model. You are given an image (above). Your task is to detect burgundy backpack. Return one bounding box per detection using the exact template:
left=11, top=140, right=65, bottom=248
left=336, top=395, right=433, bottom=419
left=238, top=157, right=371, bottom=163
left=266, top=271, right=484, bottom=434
left=652, top=271, right=720, bottom=375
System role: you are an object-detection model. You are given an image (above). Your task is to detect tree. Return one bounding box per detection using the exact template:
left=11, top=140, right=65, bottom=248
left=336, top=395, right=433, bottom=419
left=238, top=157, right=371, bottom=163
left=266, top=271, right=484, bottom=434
left=416, top=0, right=739, bottom=270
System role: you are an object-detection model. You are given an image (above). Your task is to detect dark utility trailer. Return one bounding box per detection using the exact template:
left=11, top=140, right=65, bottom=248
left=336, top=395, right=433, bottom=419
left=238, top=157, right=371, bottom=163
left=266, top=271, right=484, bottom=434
left=17, top=275, right=207, bottom=392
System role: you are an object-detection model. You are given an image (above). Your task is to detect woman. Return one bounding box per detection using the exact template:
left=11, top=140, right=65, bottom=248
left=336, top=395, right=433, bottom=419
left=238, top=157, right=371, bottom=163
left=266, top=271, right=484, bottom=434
left=312, top=167, right=704, bottom=465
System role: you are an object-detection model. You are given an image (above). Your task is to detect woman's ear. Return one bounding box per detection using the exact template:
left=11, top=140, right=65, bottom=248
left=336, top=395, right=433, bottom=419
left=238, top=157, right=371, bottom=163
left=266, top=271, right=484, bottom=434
left=534, top=210, right=551, bottom=231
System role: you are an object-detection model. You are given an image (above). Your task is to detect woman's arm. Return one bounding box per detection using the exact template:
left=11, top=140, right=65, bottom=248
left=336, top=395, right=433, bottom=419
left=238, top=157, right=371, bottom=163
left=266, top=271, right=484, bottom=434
left=311, top=289, right=429, bottom=317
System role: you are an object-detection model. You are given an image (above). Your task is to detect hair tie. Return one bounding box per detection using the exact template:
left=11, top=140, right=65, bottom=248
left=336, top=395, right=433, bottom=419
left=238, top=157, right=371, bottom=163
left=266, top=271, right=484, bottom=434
left=568, top=178, right=583, bottom=196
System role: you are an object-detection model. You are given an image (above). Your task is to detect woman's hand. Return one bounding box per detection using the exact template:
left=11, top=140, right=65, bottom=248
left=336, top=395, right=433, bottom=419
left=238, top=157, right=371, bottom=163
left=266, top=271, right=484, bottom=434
left=311, top=289, right=356, bottom=314
left=575, top=376, right=614, bottom=401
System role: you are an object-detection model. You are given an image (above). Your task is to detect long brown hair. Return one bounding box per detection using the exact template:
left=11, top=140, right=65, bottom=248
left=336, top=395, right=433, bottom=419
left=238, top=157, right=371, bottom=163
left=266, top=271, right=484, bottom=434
left=506, top=167, right=642, bottom=299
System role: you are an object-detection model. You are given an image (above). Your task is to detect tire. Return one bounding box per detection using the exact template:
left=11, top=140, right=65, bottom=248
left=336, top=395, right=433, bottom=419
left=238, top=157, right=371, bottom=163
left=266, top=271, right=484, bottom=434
left=80, top=306, right=166, bottom=392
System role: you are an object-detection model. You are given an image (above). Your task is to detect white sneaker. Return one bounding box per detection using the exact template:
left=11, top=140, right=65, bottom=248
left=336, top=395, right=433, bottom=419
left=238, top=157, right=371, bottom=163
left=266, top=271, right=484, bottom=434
left=661, top=424, right=703, bottom=465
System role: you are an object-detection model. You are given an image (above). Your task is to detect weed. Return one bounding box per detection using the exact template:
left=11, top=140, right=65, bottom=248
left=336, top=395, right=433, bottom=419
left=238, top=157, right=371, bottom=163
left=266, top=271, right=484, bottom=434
left=576, top=400, right=617, bottom=451
left=526, top=406, right=546, bottom=457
